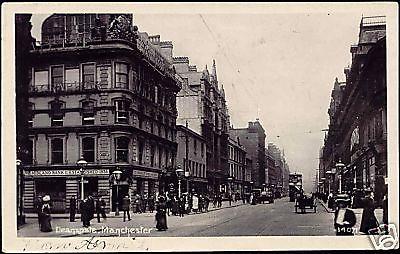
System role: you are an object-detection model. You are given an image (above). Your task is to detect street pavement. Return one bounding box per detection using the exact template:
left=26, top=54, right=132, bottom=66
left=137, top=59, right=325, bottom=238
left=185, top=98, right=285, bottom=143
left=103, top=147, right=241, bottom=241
left=18, top=197, right=339, bottom=237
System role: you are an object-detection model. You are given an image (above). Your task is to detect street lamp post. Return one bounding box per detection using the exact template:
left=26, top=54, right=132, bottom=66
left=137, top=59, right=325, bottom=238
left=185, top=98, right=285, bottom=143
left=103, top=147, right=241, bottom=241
left=228, top=177, right=233, bottom=206
left=185, top=171, right=190, bottom=194
left=176, top=166, right=184, bottom=198
left=336, top=160, right=345, bottom=194
left=262, top=183, right=266, bottom=192
left=77, top=158, right=88, bottom=201
left=112, top=169, right=122, bottom=216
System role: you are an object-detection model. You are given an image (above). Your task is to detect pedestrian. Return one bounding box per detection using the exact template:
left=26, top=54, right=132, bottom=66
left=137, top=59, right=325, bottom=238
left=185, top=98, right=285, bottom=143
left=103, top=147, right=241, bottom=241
left=34, top=195, right=43, bottom=226
left=334, top=197, right=356, bottom=235
left=228, top=193, right=232, bottom=206
left=134, top=193, right=141, bottom=213
left=141, top=194, right=147, bottom=213
left=178, top=195, right=185, bottom=217
left=212, top=193, right=217, bottom=208
left=155, top=196, right=168, bottom=231
left=360, top=190, right=379, bottom=234
left=328, top=193, right=334, bottom=209
left=39, top=195, right=52, bottom=232
left=87, top=195, right=95, bottom=221
left=198, top=195, right=203, bottom=213
left=122, top=195, right=131, bottom=222
left=192, top=194, right=199, bottom=213
left=166, top=193, right=172, bottom=216
left=96, top=197, right=107, bottom=222
left=69, top=196, right=76, bottom=222
left=204, top=195, right=210, bottom=212
left=80, top=197, right=91, bottom=227
left=148, top=194, right=155, bottom=213
left=171, top=195, right=178, bottom=216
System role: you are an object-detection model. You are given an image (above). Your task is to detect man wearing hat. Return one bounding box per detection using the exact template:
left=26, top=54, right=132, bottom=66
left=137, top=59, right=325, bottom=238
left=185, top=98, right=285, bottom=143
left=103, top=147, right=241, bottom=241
left=360, top=189, right=379, bottom=234
left=334, top=195, right=356, bottom=236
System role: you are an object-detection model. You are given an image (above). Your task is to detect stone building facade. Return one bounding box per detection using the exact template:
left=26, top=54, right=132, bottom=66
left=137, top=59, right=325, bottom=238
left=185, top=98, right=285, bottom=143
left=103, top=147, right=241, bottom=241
left=23, top=14, right=181, bottom=213
left=230, top=120, right=266, bottom=188
left=228, top=133, right=247, bottom=196
left=320, top=16, right=387, bottom=206
left=172, top=57, right=230, bottom=194
left=176, top=124, right=207, bottom=194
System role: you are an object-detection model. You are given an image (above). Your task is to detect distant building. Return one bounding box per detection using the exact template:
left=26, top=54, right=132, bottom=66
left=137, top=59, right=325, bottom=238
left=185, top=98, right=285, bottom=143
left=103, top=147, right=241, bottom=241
left=228, top=133, right=247, bottom=196
left=171, top=57, right=230, bottom=194
left=24, top=14, right=181, bottom=213
left=176, top=124, right=207, bottom=194
left=321, top=16, right=386, bottom=206
left=230, top=120, right=266, bottom=188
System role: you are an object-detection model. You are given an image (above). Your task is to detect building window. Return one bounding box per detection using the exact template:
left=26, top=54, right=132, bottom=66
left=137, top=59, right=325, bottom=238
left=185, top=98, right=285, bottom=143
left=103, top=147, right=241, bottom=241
left=115, top=137, right=129, bottom=163
left=27, top=139, right=34, bottom=164
left=115, top=100, right=129, bottom=124
left=82, top=137, right=95, bottom=163
left=150, top=144, right=155, bottom=167
left=51, top=138, right=63, bottom=164
left=158, top=148, right=163, bottom=168
left=201, top=143, right=204, bottom=157
left=138, top=140, right=144, bottom=165
left=115, top=63, right=128, bottom=89
left=33, top=70, right=49, bottom=91
left=194, top=139, right=197, bottom=155
left=82, top=101, right=95, bottom=125
left=50, top=66, right=64, bottom=90
left=28, top=103, right=34, bottom=127
left=82, top=63, right=95, bottom=89
left=50, top=101, right=64, bottom=127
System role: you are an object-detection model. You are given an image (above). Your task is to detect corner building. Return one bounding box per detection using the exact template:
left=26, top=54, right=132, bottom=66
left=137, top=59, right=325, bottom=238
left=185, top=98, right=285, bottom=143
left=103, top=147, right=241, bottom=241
left=24, top=14, right=181, bottom=213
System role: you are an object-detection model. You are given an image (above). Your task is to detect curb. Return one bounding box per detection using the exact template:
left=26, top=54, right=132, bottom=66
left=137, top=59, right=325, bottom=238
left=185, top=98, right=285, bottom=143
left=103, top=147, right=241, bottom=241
left=317, top=199, right=334, bottom=213
left=24, top=203, right=247, bottom=219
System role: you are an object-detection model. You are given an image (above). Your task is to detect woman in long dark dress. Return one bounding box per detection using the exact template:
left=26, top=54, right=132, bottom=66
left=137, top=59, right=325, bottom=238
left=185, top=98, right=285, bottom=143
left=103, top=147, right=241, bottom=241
left=39, top=195, right=52, bottom=232
left=155, top=196, right=168, bottom=231
left=360, top=191, right=379, bottom=234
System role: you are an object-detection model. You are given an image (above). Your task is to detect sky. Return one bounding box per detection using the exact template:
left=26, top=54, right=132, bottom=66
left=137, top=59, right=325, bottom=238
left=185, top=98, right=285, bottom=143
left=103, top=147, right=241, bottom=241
left=29, top=5, right=388, bottom=192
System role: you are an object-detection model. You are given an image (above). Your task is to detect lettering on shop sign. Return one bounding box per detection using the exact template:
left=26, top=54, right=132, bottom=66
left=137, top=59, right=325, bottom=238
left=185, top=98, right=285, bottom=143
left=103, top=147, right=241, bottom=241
left=132, top=170, right=158, bottom=179
left=24, top=169, right=110, bottom=177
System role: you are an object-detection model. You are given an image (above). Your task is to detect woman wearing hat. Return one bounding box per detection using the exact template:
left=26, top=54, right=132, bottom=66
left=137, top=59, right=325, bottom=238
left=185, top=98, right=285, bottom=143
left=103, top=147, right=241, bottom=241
left=155, top=195, right=168, bottom=231
left=39, top=195, right=53, bottom=232
left=360, top=190, right=379, bottom=234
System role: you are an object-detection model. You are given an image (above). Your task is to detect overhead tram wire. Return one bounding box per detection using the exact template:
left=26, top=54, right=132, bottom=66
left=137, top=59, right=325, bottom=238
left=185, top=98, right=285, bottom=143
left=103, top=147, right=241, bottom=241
left=198, top=14, right=259, bottom=116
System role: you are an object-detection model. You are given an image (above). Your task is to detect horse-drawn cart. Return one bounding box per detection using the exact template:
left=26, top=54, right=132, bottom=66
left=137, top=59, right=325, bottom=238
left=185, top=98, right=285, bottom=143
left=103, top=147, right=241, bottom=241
left=295, top=194, right=317, bottom=213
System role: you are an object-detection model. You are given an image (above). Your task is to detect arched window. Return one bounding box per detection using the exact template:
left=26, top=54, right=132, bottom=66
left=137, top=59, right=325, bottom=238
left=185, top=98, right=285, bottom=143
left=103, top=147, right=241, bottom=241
left=115, top=137, right=129, bottom=163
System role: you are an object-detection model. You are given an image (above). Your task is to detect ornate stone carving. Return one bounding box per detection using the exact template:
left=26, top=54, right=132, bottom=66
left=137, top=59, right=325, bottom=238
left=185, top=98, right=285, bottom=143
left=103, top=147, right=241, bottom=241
left=108, top=15, right=138, bottom=43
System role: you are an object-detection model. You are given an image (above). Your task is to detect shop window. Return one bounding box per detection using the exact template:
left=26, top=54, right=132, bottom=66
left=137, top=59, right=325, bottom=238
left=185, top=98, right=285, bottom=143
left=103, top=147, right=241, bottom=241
left=50, top=101, right=64, bottom=127
left=82, top=137, right=95, bottom=163
left=35, top=178, right=66, bottom=213
left=51, top=138, right=64, bottom=164
left=115, top=63, right=128, bottom=89
left=115, top=100, right=129, bottom=124
left=115, top=137, right=129, bottom=163
left=82, top=63, right=95, bottom=89
left=82, top=101, right=95, bottom=125
left=50, top=65, right=64, bottom=90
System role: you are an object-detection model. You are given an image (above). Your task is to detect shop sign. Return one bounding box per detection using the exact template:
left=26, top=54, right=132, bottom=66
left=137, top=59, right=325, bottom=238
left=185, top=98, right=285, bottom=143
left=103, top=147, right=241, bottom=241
left=24, top=169, right=110, bottom=177
left=132, top=169, right=158, bottom=179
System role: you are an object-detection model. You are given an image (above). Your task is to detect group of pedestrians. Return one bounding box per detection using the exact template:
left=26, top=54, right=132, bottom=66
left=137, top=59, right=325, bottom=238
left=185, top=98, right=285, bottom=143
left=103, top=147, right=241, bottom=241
left=74, top=195, right=107, bottom=227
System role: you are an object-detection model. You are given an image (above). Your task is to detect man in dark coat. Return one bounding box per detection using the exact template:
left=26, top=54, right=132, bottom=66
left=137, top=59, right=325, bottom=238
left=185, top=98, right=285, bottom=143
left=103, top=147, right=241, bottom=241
left=334, top=198, right=356, bottom=235
left=69, top=196, right=76, bottom=222
left=155, top=196, right=168, bottom=231
left=34, top=195, right=43, bottom=226
left=360, top=191, right=379, bottom=234
left=80, top=198, right=91, bottom=227
left=122, top=195, right=131, bottom=222
left=96, top=197, right=107, bottom=222
left=148, top=195, right=155, bottom=213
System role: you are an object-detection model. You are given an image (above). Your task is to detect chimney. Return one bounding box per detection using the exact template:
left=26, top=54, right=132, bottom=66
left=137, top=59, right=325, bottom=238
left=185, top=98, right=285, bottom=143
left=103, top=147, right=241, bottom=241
left=160, top=41, right=173, bottom=62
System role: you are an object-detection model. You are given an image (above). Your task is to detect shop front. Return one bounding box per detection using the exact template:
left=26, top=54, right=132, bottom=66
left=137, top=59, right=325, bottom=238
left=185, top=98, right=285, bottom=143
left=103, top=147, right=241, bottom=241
left=23, top=168, right=110, bottom=213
